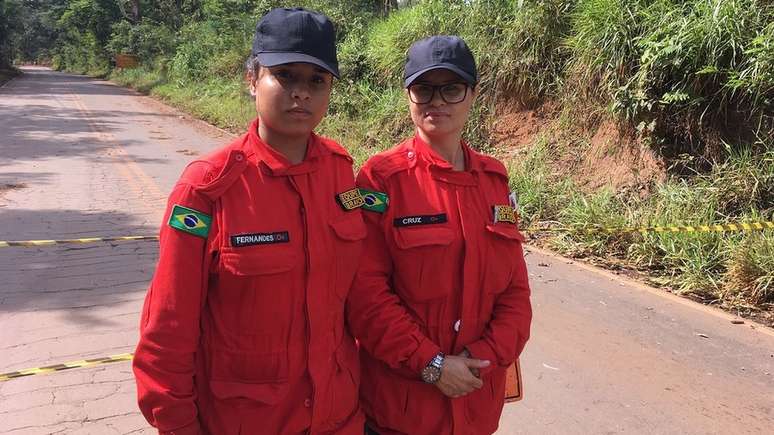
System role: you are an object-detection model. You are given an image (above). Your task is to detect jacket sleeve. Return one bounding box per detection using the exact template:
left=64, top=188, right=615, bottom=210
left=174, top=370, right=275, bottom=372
left=133, top=177, right=214, bottom=435
left=346, top=167, right=441, bottom=377
left=465, top=235, right=532, bottom=376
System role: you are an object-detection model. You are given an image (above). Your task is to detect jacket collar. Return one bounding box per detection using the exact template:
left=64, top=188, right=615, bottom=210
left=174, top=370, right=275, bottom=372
left=245, top=118, right=322, bottom=176
left=411, top=134, right=482, bottom=186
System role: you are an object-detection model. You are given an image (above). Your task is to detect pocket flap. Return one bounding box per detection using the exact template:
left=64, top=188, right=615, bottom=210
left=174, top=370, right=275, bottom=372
left=220, top=247, right=296, bottom=276
left=486, top=224, right=525, bottom=242
left=395, top=226, right=454, bottom=249
left=209, top=380, right=290, bottom=405
left=330, top=214, right=367, bottom=241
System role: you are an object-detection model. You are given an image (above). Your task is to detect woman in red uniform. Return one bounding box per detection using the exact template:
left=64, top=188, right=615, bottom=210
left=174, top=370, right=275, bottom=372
left=133, top=8, right=366, bottom=435
left=348, top=36, right=532, bottom=435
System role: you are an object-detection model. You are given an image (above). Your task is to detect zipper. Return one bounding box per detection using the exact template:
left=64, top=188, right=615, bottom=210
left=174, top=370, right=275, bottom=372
left=290, top=176, right=316, bottom=428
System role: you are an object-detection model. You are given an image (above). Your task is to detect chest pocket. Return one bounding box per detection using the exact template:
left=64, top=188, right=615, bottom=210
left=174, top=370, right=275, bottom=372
left=213, top=246, right=299, bottom=335
left=392, top=226, right=456, bottom=302
left=329, top=212, right=367, bottom=301
left=483, top=224, right=524, bottom=294
left=220, top=246, right=297, bottom=275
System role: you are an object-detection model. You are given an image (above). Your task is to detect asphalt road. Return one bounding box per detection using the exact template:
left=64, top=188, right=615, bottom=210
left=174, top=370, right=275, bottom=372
left=1, top=67, right=772, bottom=435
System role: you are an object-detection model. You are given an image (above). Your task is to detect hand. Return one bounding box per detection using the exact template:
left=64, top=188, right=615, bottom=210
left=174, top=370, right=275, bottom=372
left=434, top=355, right=490, bottom=398
left=458, top=349, right=480, bottom=378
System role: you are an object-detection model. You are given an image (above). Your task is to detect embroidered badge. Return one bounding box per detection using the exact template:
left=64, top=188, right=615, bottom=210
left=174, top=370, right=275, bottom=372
left=393, top=214, right=448, bottom=227
left=336, top=188, right=365, bottom=211
left=493, top=205, right=517, bottom=224
left=168, top=205, right=211, bottom=238
left=358, top=188, right=389, bottom=213
left=231, top=231, right=290, bottom=247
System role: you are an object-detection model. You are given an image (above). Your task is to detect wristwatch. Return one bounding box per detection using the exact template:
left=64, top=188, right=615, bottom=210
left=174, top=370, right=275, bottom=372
left=421, top=352, right=445, bottom=384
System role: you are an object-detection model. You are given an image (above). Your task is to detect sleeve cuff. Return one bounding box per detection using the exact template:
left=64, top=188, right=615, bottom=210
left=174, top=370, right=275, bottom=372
left=407, top=338, right=442, bottom=376
left=465, top=340, right=499, bottom=377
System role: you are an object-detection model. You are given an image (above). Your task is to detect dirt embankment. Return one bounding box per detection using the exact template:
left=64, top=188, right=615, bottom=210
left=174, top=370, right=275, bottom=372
left=491, top=102, right=666, bottom=194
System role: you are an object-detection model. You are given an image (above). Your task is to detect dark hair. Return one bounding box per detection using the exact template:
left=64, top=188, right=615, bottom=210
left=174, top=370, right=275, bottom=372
left=245, top=54, right=261, bottom=80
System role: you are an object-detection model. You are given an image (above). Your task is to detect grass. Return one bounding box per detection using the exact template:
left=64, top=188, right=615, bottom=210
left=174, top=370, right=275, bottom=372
left=111, top=67, right=254, bottom=132
left=724, top=234, right=774, bottom=306
left=510, top=136, right=774, bottom=310
left=508, top=135, right=574, bottom=226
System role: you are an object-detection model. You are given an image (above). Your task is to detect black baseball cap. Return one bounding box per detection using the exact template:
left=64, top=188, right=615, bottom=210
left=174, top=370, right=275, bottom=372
left=252, top=8, right=339, bottom=78
left=403, top=35, right=477, bottom=87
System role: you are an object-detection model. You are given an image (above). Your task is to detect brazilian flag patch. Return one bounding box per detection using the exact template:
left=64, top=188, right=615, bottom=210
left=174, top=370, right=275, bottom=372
left=359, top=188, right=389, bottom=213
left=168, top=204, right=211, bottom=238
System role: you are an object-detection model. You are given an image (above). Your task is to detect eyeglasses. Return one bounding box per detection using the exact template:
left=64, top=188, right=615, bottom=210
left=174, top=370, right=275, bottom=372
left=407, top=82, right=469, bottom=104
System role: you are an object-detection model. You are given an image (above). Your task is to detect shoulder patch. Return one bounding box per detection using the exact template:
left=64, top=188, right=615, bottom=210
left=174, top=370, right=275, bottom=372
left=336, top=188, right=365, bottom=211
left=358, top=188, right=389, bottom=213
left=168, top=205, right=211, bottom=238
left=493, top=205, right=517, bottom=224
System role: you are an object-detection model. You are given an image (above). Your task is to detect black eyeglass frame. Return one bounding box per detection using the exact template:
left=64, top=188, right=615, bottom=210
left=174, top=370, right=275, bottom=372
left=407, top=82, right=470, bottom=104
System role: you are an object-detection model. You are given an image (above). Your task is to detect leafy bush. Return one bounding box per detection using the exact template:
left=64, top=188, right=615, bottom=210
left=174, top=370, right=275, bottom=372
left=568, top=0, right=774, bottom=152
left=107, top=19, right=177, bottom=60
left=168, top=16, right=253, bottom=83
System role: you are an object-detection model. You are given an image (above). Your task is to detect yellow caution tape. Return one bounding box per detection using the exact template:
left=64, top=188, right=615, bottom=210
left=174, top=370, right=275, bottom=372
left=0, top=235, right=158, bottom=248
left=0, top=221, right=770, bottom=249
left=523, top=220, right=774, bottom=235
left=0, top=353, right=134, bottom=382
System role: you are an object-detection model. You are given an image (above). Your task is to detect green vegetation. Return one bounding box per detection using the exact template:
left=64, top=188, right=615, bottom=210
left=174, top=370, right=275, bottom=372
left=512, top=144, right=774, bottom=308
left=0, top=66, right=19, bottom=86
left=0, top=0, right=20, bottom=68
left=4, top=0, right=773, bottom=315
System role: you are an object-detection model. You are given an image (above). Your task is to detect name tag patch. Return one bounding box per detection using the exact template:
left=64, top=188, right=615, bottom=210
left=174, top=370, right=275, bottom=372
left=493, top=205, right=517, bottom=224
left=336, top=188, right=365, bottom=211
left=231, top=231, right=290, bottom=247
left=394, top=214, right=448, bottom=227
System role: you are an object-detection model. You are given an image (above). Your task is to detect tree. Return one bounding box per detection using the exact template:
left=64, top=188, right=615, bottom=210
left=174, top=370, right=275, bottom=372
left=0, top=0, right=22, bottom=66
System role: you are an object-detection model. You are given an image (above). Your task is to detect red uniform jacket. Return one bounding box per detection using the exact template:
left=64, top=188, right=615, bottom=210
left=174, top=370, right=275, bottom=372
left=133, top=119, right=366, bottom=435
left=347, top=136, right=532, bottom=435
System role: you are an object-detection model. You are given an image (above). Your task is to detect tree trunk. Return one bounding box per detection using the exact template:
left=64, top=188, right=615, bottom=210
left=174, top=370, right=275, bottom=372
left=383, top=0, right=399, bottom=16
left=130, top=0, right=140, bottom=22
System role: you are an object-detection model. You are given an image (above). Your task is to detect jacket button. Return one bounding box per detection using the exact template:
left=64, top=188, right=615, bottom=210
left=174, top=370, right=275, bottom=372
left=234, top=153, right=244, bottom=162
left=407, top=151, right=415, bottom=159
left=304, top=398, right=312, bottom=408
left=453, top=319, right=461, bottom=332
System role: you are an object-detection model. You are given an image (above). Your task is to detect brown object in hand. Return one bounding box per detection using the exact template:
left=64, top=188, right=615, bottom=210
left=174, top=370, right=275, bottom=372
left=504, top=359, right=523, bottom=403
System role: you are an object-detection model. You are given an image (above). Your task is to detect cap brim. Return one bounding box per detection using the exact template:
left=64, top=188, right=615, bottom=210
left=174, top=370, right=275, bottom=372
left=404, top=64, right=476, bottom=88
left=256, top=52, right=340, bottom=78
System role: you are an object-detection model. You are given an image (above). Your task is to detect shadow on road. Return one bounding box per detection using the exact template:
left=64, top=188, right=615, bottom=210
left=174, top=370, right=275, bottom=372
left=3, top=68, right=146, bottom=97
left=0, top=208, right=158, bottom=324
left=0, top=103, right=170, bottom=167
left=0, top=68, right=175, bottom=168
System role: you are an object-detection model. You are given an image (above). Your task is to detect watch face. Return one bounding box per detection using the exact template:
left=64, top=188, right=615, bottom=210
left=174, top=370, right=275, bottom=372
left=422, top=365, right=441, bottom=384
